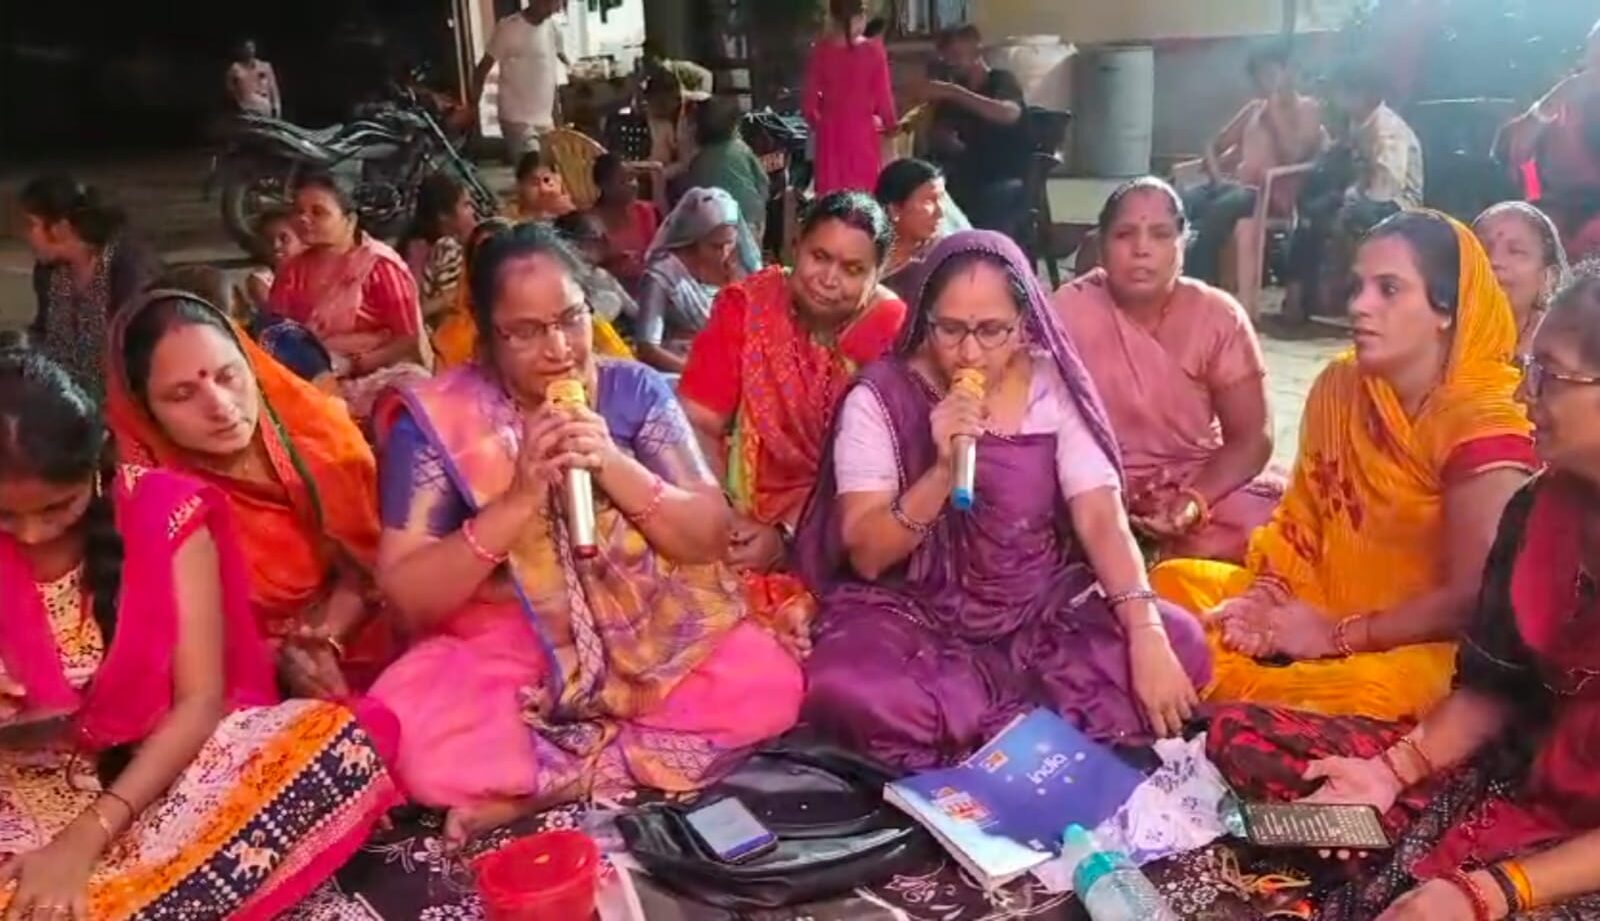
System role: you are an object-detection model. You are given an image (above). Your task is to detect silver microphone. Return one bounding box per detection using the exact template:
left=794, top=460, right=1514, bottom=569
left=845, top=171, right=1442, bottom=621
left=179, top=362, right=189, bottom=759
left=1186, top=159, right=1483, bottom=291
left=949, top=369, right=985, bottom=511
left=952, top=434, right=977, bottom=511
left=547, top=379, right=599, bottom=559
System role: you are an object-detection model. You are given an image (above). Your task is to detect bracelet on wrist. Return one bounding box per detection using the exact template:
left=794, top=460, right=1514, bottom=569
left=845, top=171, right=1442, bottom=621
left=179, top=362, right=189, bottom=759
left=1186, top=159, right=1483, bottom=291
left=1485, top=863, right=1524, bottom=915
left=624, top=474, right=667, bottom=524
left=1106, top=588, right=1158, bottom=608
left=1501, top=859, right=1535, bottom=911
left=1378, top=748, right=1411, bottom=788
left=1443, top=870, right=1493, bottom=921
left=1395, top=735, right=1436, bottom=780
left=85, top=800, right=122, bottom=845
left=1333, top=614, right=1366, bottom=657
left=890, top=495, right=935, bottom=535
left=461, top=517, right=508, bottom=565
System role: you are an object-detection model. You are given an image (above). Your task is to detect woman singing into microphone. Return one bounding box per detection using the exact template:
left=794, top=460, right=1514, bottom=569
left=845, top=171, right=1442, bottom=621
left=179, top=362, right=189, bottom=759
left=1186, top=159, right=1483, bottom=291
left=795, top=230, right=1211, bottom=770
left=367, top=222, right=803, bottom=845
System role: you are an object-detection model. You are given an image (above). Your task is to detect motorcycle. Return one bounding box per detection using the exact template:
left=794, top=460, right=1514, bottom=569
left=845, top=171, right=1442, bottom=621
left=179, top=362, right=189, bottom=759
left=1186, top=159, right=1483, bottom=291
left=209, top=84, right=497, bottom=253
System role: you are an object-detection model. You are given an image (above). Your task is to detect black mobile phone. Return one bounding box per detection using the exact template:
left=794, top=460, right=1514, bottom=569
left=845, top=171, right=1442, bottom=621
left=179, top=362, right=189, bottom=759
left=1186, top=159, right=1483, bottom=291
left=1240, top=801, right=1391, bottom=851
left=0, top=708, right=76, bottom=747
left=684, top=797, right=779, bottom=865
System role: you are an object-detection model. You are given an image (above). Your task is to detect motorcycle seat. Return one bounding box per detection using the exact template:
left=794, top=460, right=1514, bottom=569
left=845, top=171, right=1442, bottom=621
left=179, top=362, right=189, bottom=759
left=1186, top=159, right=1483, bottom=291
left=239, top=114, right=348, bottom=147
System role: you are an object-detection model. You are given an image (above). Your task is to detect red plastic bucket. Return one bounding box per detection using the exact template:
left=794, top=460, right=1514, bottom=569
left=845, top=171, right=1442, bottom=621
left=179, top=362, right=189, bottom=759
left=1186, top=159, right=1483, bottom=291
left=473, top=830, right=600, bottom=921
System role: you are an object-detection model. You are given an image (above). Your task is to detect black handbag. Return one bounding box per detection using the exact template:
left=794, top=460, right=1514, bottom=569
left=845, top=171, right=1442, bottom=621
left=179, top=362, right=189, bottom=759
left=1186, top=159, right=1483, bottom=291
left=616, top=742, right=934, bottom=911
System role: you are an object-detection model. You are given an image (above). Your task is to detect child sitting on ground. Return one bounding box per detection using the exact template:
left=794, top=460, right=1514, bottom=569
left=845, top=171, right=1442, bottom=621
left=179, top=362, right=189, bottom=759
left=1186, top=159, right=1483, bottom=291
left=242, top=207, right=307, bottom=315
left=509, top=150, right=577, bottom=222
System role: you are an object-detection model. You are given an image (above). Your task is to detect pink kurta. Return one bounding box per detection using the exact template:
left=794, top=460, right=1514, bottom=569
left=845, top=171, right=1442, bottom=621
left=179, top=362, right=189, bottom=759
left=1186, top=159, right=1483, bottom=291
left=1054, top=269, right=1282, bottom=562
left=804, top=36, right=896, bottom=195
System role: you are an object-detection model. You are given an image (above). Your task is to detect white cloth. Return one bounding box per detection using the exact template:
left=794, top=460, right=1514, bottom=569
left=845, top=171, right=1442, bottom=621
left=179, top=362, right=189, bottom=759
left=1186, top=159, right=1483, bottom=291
left=490, top=13, right=559, bottom=131
left=833, top=351, right=1121, bottom=500
left=1033, top=733, right=1233, bottom=893
left=1355, top=103, right=1425, bottom=209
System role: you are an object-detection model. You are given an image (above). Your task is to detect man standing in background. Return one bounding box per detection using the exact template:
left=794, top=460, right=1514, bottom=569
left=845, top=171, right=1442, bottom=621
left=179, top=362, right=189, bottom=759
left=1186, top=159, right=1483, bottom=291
left=472, top=0, right=567, bottom=162
left=227, top=40, right=282, bottom=118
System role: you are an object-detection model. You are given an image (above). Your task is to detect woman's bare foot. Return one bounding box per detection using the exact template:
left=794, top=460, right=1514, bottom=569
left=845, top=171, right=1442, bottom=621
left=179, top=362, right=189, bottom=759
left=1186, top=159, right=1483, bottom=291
left=442, top=797, right=530, bottom=853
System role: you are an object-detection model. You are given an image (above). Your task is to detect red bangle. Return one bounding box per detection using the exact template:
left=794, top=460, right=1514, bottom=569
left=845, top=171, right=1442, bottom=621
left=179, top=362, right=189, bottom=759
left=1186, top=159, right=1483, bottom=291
left=627, top=475, right=667, bottom=524
left=1443, top=870, right=1493, bottom=921
left=461, top=517, right=507, bottom=565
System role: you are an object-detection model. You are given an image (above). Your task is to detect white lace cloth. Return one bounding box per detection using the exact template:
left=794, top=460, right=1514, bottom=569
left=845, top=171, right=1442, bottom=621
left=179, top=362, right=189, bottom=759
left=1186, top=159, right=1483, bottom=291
left=1033, top=733, right=1232, bottom=893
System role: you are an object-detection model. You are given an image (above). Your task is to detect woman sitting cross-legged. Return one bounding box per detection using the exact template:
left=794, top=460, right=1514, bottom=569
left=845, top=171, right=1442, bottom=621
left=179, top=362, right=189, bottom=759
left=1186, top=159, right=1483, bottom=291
left=105, top=291, right=392, bottom=696
left=1152, top=211, right=1537, bottom=722
left=679, top=191, right=907, bottom=657
left=794, top=230, right=1211, bottom=771
left=634, top=187, right=760, bottom=374
left=0, top=341, right=397, bottom=919
left=368, top=222, right=802, bottom=845
left=269, top=171, right=434, bottom=423
left=1207, top=269, right=1600, bottom=921
left=1055, top=178, right=1279, bottom=564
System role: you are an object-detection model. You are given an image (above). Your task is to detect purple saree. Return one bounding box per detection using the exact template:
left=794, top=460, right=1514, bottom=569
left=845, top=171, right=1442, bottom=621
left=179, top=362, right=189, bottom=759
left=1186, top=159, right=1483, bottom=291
left=794, top=231, right=1212, bottom=771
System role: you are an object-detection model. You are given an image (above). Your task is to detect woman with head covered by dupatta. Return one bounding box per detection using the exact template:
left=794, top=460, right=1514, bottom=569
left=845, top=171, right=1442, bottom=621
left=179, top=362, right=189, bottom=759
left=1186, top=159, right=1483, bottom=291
left=794, top=230, right=1211, bottom=770
left=1151, top=212, right=1536, bottom=722
left=0, top=342, right=397, bottom=919
left=634, top=187, right=761, bottom=374
left=105, top=290, right=392, bottom=696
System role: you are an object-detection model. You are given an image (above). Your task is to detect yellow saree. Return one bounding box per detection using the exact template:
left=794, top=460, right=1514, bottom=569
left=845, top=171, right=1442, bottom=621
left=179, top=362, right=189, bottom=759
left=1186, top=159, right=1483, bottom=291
left=1152, top=217, right=1533, bottom=720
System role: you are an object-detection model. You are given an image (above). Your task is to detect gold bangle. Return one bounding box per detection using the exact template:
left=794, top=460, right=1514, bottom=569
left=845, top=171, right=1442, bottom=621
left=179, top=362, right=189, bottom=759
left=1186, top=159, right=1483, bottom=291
left=1503, top=859, right=1535, bottom=910
left=1394, top=735, right=1436, bottom=779
left=1332, top=614, right=1365, bottom=657
left=86, top=801, right=120, bottom=844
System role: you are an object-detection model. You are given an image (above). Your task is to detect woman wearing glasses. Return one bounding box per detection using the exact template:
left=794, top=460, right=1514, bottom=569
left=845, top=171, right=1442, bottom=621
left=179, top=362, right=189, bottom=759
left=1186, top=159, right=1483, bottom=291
left=1201, top=267, right=1600, bottom=921
left=367, top=222, right=802, bottom=845
left=1054, top=178, right=1279, bottom=564
left=794, top=230, right=1211, bottom=770
left=1153, top=212, right=1537, bottom=723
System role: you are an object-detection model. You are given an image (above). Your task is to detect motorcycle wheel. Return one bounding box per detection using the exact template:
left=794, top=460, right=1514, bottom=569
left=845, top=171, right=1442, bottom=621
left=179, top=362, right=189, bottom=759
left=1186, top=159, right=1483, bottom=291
left=220, top=169, right=291, bottom=254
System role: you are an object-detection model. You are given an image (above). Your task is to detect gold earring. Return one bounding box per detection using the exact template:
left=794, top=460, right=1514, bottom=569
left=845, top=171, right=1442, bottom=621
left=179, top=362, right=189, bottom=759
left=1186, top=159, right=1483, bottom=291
left=93, top=472, right=103, bottom=498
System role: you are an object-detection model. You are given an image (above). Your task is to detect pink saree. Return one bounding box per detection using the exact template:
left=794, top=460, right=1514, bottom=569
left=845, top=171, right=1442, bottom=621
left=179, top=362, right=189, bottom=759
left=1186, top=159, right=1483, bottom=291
left=369, top=361, right=803, bottom=809
left=0, top=466, right=399, bottom=919
left=1054, top=269, right=1282, bottom=561
left=269, top=234, right=434, bottom=421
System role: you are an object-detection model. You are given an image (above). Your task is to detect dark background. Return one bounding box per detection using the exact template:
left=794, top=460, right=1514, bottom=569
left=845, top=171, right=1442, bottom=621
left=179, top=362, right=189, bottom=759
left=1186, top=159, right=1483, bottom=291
left=2, top=0, right=463, bottom=160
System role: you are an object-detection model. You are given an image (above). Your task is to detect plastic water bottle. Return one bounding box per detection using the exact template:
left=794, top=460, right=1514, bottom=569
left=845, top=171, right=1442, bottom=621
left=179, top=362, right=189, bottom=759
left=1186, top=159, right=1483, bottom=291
left=1060, top=825, right=1178, bottom=921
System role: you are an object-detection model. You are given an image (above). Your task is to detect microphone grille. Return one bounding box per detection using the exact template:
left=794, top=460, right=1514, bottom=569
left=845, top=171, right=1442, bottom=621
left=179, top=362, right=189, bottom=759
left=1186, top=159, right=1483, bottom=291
left=546, top=378, right=587, bottom=406
left=952, top=368, right=986, bottom=398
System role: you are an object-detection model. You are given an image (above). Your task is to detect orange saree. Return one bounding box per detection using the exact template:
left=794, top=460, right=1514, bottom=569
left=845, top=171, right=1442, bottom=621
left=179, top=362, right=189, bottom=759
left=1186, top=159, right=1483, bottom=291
left=106, top=294, right=392, bottom=686
left=1151, top=217, right=1535, bottom=720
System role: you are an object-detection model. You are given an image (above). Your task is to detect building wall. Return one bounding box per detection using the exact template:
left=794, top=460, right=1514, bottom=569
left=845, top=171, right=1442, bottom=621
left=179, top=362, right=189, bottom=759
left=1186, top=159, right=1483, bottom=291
left=975, top=0, right=1360, bottom=43
left=465, top=0, right=646, bottom=136
left=973, top=0, right=1360, bottom=161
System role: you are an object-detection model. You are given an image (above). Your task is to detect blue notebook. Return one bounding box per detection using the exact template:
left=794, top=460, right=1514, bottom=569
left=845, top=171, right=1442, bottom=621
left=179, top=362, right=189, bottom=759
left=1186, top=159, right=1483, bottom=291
left=883, top=708, right=1145, bottom=889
